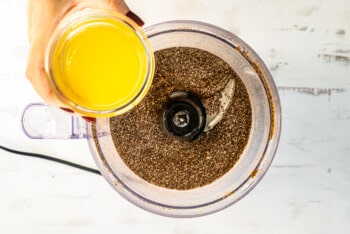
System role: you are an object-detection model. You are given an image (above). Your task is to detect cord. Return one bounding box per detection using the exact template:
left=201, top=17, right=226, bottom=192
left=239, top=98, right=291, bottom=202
left=0, top=145, right=101, bottom=175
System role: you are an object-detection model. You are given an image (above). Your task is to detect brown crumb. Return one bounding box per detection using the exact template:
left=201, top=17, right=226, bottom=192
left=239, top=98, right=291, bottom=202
left=94, top=47, right=252, bottom=190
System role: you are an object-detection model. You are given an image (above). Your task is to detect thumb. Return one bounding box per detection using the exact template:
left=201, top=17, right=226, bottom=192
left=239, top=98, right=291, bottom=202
left=108, top=0, right=129, bottom=14
left=108, top=0, right=144, bottom=26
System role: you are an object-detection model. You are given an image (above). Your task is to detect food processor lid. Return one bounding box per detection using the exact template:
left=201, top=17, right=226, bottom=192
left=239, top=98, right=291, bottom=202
left=88, top=20, right=281, bottom=218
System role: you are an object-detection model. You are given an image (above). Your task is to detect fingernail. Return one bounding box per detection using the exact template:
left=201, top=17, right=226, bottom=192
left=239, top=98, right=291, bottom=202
left=82, top=116, right=96, bottom=123
left=60, top=107, right=74, bottom=113
left=126, top=11, right=144, bottom=27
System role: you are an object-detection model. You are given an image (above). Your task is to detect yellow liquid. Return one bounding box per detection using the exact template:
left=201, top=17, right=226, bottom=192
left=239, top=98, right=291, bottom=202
left=51, top=16, right=150, bottom=115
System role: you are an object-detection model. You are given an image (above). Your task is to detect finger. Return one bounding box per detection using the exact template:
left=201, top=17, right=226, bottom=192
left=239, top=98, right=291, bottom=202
left=25, top=67, right=63, bottom=108
left=82, top=116, right=96, bottom=123
left=25, top=43, right=65, bottom=107
left=60, top=107, right=75, bottom=114
left=107, top=0, right=130, bottom=14
left=126, top=11, right=144, bottom=26
left=106, top=0, right=144, bottom=26
left=27, top=0, right=33, bottom=42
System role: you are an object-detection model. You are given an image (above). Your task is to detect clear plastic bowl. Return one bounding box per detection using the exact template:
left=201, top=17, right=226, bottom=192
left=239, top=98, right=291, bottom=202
left=88, top=20, right=281, bottom=218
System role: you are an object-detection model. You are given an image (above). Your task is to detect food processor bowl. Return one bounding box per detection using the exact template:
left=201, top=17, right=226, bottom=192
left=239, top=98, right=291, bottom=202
left=87, top=21, right=281, bottom=217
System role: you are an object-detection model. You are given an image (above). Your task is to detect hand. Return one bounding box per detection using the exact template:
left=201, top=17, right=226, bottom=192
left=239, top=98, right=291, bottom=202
left=26, top=0, right=144, bottom=110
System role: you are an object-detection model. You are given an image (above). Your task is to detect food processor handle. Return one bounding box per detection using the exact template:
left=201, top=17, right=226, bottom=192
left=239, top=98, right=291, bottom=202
left=21, top=103, right=88, bottom=139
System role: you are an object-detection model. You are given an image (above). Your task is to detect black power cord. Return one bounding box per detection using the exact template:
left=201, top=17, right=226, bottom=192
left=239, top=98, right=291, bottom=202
left=0, top=145, right=101, bottom=175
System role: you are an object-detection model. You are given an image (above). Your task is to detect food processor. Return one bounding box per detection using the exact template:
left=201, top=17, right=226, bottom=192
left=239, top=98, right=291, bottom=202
left=22, top=21, right=281, bottom=217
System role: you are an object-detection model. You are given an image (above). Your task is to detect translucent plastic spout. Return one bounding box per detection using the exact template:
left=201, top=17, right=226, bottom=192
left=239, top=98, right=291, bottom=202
left=22, top=103, right=88, bottom=139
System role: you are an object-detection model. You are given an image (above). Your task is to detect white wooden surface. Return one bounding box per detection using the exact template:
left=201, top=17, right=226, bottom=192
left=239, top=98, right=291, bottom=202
left=0, top=0, right=349, bottom=233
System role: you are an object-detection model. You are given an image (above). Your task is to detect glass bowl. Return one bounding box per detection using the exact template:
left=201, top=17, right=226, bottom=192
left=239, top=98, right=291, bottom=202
left=45, top=9, right=154, bottom=117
